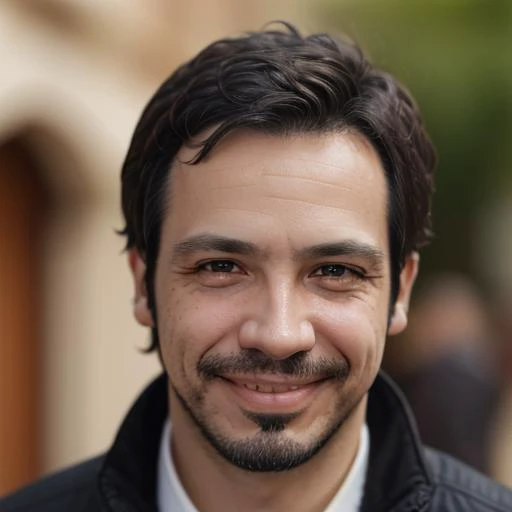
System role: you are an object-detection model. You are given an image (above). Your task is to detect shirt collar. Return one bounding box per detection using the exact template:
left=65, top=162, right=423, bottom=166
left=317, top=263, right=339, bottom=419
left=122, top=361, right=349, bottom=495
left=157, top=419, right=198, bottom=512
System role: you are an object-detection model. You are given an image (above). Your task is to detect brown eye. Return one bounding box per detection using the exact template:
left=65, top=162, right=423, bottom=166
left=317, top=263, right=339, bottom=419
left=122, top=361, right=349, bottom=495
left=203, top=261, right=237, bottom=273
left=317, top=264, right=348, bottom=277
left=311, top=264, right=365, bottom=282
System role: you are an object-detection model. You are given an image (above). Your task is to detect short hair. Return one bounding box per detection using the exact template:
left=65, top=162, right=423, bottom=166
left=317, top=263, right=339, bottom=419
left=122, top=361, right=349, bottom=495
left=120, top=22, right=436, bottom=352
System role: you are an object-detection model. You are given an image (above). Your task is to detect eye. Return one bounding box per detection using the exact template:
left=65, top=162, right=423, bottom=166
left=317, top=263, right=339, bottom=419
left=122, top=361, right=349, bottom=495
left=193, top=259, right=246, bottom=288
left=200, top=260, right=240, bottom=273
left=309, top=264, right=367, bottom=289
left=312, top=264, right=352, bottom=278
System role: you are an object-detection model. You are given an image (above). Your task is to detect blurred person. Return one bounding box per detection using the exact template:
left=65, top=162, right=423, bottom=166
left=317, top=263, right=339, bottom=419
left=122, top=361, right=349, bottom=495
left=384, top=274, right=499, bottom=473
left=2, top=22, right=512, bottom=512
left=488, top=291, right=512, bottom=488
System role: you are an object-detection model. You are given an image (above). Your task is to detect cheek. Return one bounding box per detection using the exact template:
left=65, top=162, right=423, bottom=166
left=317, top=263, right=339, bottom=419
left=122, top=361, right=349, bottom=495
left=315, top=298, right=388, bottom=377
left=156, top=288, right=243, bottom=381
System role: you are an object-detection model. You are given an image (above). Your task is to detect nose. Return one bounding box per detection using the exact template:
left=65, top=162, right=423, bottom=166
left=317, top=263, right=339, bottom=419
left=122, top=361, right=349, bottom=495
left=238, top=282, right=315, bottom=360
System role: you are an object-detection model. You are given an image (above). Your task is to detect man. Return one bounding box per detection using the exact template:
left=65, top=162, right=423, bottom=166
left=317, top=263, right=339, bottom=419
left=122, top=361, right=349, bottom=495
left=2, top=23, right=511, bottom=512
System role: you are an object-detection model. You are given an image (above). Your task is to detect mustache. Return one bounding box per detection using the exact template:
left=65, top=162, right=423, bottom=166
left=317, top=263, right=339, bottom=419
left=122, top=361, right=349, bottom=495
left=198, top=350, right=350, bottom=381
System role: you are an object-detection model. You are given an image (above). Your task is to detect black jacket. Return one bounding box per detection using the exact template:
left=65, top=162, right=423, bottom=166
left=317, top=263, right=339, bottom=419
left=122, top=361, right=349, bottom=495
left=2, top=373, right=512, bottom=511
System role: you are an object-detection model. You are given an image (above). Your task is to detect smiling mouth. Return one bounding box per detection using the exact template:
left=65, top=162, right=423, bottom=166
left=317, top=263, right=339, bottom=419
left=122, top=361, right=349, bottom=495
left=241, top=382, right=302, bottom=393
left=218, top=376, right=328, bottom=411
left=221, top=376, right=326, bottom=394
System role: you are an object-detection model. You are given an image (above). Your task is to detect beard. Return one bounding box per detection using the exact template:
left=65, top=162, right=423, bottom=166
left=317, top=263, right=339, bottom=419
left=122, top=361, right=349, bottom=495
left=170, top=350, right=360, bottom=472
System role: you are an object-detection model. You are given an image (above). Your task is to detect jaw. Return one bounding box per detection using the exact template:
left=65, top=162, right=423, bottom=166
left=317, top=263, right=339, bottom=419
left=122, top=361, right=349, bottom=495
left=168, top=373, right=368, bottom=469
left=168, top=382, right=368, bottom=512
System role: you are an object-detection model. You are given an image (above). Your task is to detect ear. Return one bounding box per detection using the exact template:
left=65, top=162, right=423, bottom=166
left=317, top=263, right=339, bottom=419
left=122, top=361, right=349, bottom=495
left=388, top=252, right=419, bottom=336
left=128, top=249, right=154, bottom=327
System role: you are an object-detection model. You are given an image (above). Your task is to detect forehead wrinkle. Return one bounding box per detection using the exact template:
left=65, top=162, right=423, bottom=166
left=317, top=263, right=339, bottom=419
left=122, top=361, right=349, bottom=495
left=212, top=207, right=276, bottom=218
left=207, top=183, right=255, bottom=191
left=264, top=194, right=356, bottom=210
left=260, top=161, right=364, bottom=176
left=262, top=174, right=364, bottom=190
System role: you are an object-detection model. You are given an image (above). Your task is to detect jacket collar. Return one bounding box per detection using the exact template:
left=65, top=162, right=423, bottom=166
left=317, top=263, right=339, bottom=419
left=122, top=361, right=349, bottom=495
left=361, top=373, right=433, bottom=511
left=97, top=375, right=168, bottom=511
left=95, top=372, right=433, bottom=511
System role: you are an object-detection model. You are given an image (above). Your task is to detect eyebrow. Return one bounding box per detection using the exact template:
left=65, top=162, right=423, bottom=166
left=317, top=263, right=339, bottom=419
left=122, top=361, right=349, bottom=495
left=172, top=233, right=384, bottom=269
left=172, top=234, right=261, bottom=261
left=296, top=241, right=385, bottom=270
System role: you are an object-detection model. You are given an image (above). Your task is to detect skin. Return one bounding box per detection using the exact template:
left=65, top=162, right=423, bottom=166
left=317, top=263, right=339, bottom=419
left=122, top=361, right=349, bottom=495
left=130, top=130, right=418, bottom=512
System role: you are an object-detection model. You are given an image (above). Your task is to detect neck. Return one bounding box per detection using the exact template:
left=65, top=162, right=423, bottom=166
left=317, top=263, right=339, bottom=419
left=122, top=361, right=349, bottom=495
left=169, top=395, right=367, bottom=512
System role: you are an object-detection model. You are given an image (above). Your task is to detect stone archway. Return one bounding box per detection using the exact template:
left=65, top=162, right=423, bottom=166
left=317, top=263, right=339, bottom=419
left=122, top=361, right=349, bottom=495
left=0, top=122, right=93, bottom=494
left=0, top=136, right=49, bottom=494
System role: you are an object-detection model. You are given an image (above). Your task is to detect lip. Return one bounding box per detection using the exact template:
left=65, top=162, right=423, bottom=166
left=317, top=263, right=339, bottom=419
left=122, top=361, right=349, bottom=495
left=219, top=375, right=329, bottom=411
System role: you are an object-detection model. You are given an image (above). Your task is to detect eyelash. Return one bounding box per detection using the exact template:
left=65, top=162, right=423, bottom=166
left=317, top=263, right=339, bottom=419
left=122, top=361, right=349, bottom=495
left=197, top=260, right=243, bottom=273
left=310, top=264, right=366, bottom=280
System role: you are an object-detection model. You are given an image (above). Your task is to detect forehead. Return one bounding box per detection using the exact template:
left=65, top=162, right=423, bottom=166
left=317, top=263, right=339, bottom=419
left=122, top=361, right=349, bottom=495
left=164, top=130, right=389, bottom=254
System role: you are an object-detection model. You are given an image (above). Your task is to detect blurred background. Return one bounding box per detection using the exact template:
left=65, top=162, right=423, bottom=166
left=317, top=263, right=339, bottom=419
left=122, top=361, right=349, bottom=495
left=0, top=0, right=511, bottom=496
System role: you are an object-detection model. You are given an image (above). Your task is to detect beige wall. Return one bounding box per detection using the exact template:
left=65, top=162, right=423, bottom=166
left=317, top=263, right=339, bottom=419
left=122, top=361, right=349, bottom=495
left=0, top=0, right=315, bottom=475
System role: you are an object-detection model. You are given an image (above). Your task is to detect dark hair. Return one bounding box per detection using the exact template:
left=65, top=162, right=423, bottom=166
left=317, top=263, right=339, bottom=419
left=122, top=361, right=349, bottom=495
left=120, top=22, right=436, bottom=352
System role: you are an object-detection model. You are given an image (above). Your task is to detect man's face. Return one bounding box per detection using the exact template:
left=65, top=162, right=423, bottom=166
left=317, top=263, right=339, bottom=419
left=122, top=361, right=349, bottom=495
left=131, top=130, right=416, bottom=471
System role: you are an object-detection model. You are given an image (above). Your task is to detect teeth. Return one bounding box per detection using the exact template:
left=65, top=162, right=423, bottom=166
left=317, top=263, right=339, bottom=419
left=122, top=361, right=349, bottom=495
left=243, top=383, right=301, bottom=393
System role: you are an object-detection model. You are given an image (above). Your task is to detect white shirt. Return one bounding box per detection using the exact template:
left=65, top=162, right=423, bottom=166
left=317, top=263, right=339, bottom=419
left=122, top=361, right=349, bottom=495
left=157, top=419, right=369, bottom=512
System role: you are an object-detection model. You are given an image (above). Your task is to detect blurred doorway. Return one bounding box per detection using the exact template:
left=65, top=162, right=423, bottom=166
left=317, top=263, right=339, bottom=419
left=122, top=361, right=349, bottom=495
left=0, top=138, right=49, bottom=494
